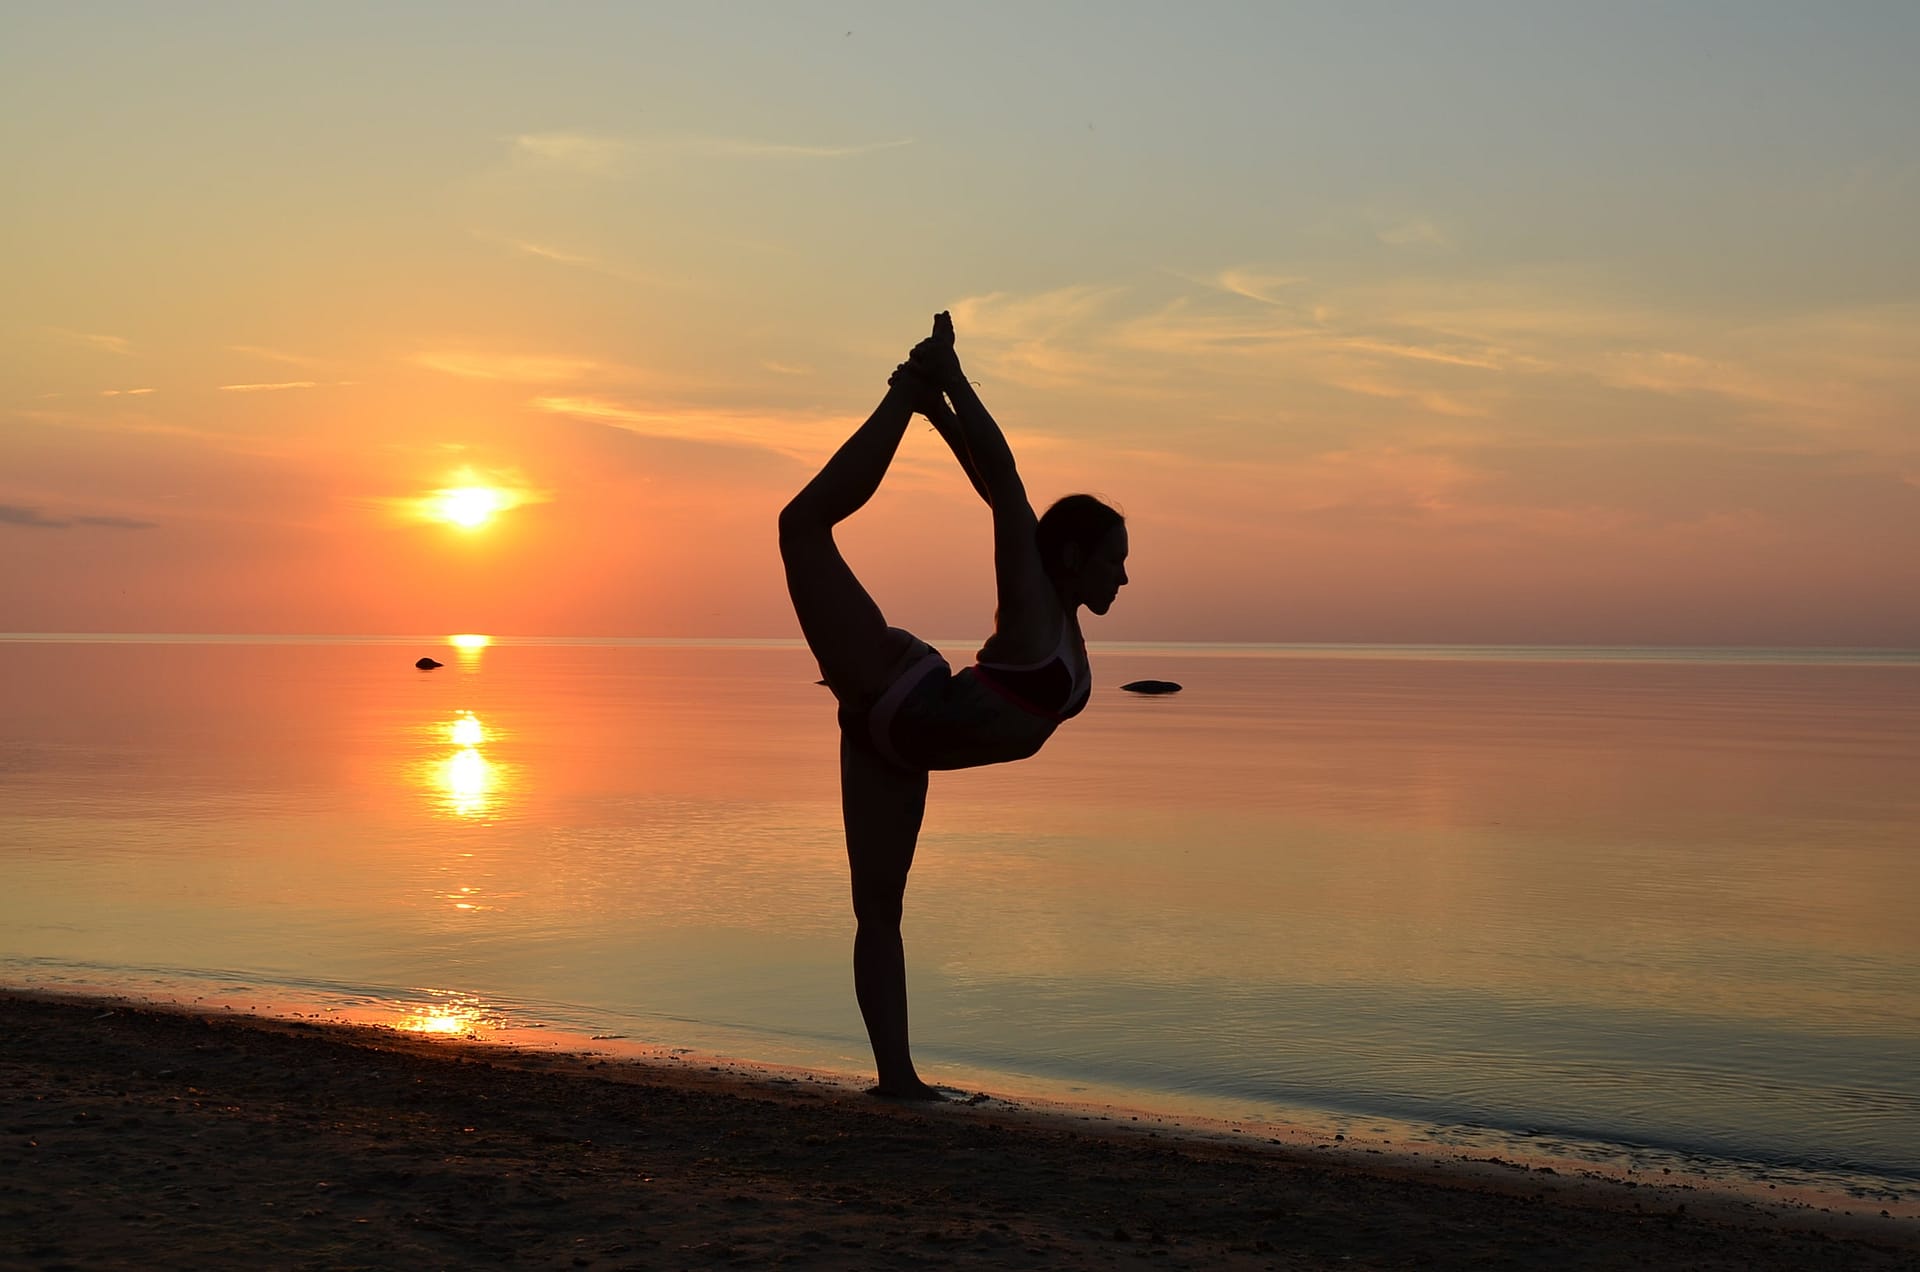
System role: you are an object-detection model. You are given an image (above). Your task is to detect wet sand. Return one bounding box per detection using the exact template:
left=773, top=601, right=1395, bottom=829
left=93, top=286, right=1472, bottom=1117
left=2, top=992, right=1913, bottom=1270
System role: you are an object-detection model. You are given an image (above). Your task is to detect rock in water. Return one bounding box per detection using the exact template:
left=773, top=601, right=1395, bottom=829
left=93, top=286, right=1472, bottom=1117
left=1121, top=679, right=1182, bottom=694
left=415, top=657, right=444, bottom=670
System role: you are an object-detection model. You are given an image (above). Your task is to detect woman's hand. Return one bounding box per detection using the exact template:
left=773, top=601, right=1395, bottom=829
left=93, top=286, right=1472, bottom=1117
left=888, top=358, right=951, bottom=420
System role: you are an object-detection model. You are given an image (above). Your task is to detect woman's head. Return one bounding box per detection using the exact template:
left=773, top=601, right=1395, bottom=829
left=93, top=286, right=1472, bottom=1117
left=1037, top=494, right=1128, bottom=615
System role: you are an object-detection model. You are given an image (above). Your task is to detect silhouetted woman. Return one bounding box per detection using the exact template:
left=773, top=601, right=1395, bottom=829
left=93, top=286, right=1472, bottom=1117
left=778, top=313, right=1128, bottom=1098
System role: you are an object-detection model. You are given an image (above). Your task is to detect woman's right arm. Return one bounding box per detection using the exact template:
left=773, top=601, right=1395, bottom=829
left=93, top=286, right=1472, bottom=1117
left=939, top=377, right=1023, bottom=505
left=912, top=320, right=1059, bottom=645
left=911, top=315, right=1023, bottom=508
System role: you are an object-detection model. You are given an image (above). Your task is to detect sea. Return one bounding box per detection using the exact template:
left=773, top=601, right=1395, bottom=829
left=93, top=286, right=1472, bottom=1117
left=3, top=635, right=1916, bottom=1212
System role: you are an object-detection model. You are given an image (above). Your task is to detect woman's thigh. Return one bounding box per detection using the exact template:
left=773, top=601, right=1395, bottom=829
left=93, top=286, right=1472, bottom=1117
left=840, top=731, right=929, bottom=924
left=780, top=530, right=916, bottom=703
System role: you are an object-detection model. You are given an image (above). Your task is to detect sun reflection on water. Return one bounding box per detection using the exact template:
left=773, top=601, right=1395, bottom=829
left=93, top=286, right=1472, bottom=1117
left=422, top=710, right=507, bottom=819
left=448, top=633, right=490, bottom=668
left=394, top=998, right=492, bottom=1036
left=438, top=746, right=493, bottom=816
left=450, top=712, right=485, bottom=747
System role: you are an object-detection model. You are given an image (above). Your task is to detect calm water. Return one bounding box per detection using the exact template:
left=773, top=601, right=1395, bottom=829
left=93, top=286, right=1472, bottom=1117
left=3, top=637, right=1917, bottom=1203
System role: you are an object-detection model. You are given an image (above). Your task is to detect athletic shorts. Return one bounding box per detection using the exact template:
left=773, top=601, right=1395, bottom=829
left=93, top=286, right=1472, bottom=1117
left=840, top=629, right=1055, bottom=772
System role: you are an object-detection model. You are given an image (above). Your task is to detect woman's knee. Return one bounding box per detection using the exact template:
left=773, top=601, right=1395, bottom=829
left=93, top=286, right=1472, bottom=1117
left=850, top=875, right=906, bottom=930
left=777, top=495, right=820, bottom=545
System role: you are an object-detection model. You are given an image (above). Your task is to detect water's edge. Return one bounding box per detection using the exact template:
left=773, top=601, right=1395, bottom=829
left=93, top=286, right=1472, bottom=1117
left=9, top=955, right=1915, bottom=1221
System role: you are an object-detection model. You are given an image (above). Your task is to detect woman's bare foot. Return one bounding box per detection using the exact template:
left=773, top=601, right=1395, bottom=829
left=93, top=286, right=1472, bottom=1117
left=868, top=1077, right=951, bottom=1101
left=909, top=313, right=964, bottom=385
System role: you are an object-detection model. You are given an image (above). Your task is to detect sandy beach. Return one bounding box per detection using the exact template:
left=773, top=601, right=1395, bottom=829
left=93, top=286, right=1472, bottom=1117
left=1, top=992, right=1912, bottom=1270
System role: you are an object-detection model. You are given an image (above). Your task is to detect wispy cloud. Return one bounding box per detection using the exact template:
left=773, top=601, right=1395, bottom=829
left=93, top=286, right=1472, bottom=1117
left=533, top=394, right=845, bottom=459
left=49, top=328, right=133, bottom=355
left=0, top=505, right=64, bottom=528
left=505, top=130, right=912, bottom=175
left=228, top=345, right=320, bottom=367
left=219, top=381, right=322, bottom=393
left=941, top=269, right=1920, bottom=458
left=100, top=388, right=157, bottom=396
left=470, top=230, right=666, bottom=285
left=0, top=503, right=156, bottom=530
left=1212, top=269, right=1309, bottom=306
left=509, top=132, right=631, bottom=174
left=73, top=513, right=159, bottom=529
left=945, top=286, right=1138, bottom=389
left=501, top=237, right=598, bottom=266
left=412, top=351, right=607, bottom=383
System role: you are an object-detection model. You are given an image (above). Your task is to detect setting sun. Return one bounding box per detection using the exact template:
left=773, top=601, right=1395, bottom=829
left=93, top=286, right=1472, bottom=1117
left=432, top=486, right=506, bottom=530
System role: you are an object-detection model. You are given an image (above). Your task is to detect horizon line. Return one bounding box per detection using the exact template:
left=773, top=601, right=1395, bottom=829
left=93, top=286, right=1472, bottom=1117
left=2, top=632, right=1916, bottom=664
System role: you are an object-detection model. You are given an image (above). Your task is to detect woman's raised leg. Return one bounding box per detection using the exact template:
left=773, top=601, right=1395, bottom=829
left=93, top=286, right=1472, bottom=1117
left=777, top=377, right=921, bottom=700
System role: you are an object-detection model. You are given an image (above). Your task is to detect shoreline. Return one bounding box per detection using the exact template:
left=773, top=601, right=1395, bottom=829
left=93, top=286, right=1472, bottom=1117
left=11, top=970, right=1912, bottom=1220
left=4, top=990, right=1914, bottom=1269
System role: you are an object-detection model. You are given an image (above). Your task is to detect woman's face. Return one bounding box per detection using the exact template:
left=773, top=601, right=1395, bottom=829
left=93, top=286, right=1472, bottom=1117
left=1076, top=524, right=1129, bottom=615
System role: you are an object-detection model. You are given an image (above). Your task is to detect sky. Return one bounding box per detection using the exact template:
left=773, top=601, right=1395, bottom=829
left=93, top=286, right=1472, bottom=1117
left=4, top=1, right=1917, bottom=645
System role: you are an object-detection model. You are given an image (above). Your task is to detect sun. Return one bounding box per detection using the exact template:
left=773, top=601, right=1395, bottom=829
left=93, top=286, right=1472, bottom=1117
left=431, top=485, right=507, bottom=530
left=402, top=469, right=543, bottom=531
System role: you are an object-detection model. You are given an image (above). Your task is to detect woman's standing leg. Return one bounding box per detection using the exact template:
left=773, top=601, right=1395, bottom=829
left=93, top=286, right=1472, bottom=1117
left=841, top=731, right=939, bottom=1097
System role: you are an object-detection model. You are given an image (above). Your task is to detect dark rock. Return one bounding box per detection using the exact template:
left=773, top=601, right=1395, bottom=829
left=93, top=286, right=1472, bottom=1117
left=1120, top=679, right=1182, bottom=694
left=415, top=657, right=444, bottom=670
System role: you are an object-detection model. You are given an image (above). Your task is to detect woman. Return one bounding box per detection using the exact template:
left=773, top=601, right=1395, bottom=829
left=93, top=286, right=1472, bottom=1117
left=777, top=312, right=1129, bottom=1098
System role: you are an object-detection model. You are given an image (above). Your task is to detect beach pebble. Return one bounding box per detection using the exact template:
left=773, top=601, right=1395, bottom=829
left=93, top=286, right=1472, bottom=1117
left=1120, top=679, right=1182, bottom=694
left=415, top=657, right=443, bottom=670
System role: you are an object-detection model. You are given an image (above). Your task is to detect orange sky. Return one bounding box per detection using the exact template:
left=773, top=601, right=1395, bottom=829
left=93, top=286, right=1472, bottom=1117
left=4, top=6, right=1917, bottom=645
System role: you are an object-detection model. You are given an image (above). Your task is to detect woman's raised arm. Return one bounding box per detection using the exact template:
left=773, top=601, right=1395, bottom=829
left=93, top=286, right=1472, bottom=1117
left=908, top=314, right=1060, bottom=648
left=911, top=314, right=1023, bottom=507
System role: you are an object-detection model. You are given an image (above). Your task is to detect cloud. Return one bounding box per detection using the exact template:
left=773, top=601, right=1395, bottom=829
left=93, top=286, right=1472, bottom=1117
left=950, top=286, right=1126, bottom=341
left=49, top=328, right=133, bottom=355
left=412, top=351, right=607, bottom=383
left=0, top=504, right=156, bottom=530
left=532, top=394, right=845, bottom=459
left=73, top=513, right=159, bottom=529
left=228, top=345, right=320, bottom=367
left=100, top=388, right=157, bottom=396
left=508, top=132, right=631, bottom=174
left=1212, top=269, right=1308, bottom=306
left=470, top=230, right=667, bottom=285
left=1315, top=373, right=1490, bottom=418
left=918, top=271, right=1920, bottom=481
left=1136, top=269, right=1918, bottom=441
left=945, top=286, right=1138, bottom=388
left=501, top=238, right=598, bottom=266
left=505, top=130, right=912, bottom=175
left=761, top=361, right=813, bottom=377
left=219, top=381, right=322, bottom=393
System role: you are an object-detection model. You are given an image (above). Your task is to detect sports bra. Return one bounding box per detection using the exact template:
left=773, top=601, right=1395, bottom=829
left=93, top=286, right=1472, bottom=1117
left=971, top=619, right=1091, bottom=723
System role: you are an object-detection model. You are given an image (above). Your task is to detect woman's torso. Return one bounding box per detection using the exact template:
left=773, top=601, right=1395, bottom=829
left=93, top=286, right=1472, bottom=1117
left=972, top=613, right=1091, bottom=723
left=872, top=616, right=1092, bottom=772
